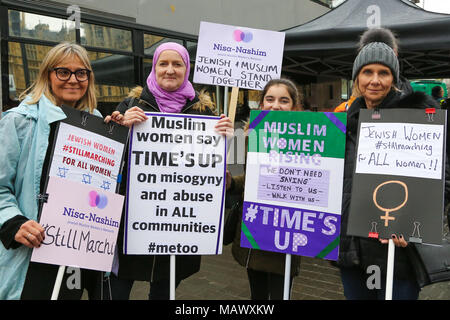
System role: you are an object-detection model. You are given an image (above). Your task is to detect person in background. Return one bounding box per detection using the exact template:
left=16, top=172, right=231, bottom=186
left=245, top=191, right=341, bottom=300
left=0, top=42, right=103, bottom=299
left=225, top=78, right=303, bottom=300
left=334, top=92, right=356, bottom=112
left=336, top=41, right=441, bottom=300
left=104, top=42, right=233, bottom=300
left=431, top=85, right=445, bottom=105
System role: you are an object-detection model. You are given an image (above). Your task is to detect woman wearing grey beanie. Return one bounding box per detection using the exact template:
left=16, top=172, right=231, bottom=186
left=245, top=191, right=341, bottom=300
left=335, top=41, right=441, bottom=300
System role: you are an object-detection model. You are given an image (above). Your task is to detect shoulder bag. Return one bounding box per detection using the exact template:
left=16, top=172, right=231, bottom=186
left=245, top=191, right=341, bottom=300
left=409, top=239, right=450, bottom=288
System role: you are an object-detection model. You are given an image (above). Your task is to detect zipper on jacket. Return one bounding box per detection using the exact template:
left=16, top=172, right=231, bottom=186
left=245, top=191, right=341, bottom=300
left=245, top=248, right=252, bottom=268
left=181, top=99, right=200, bottom=114
left=150, top=257, right=156, bottom=282
left=138, top=99, right=159, bottom=112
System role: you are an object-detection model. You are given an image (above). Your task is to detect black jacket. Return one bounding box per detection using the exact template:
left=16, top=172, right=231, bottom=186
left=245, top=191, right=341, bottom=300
left=337, top=90, right=446, bottom=281
left=398, top=75, right=413, bottom=98
left=115, top=86, right=215, bottom=282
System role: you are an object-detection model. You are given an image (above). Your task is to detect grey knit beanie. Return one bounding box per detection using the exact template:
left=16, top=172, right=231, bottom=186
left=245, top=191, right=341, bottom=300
left=352, top=42, right=399, bottom=84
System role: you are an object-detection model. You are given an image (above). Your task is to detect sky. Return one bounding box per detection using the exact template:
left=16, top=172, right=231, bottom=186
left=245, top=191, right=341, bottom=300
left=332, top=0, right=450, bottom=14
left=415, top=0, right=450, bottom=14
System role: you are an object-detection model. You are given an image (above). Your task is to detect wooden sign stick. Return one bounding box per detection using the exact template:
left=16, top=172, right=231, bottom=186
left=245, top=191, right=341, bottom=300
left=226, top=87, right=239, bottom=163
left=228, top=87, right=239, bottom=125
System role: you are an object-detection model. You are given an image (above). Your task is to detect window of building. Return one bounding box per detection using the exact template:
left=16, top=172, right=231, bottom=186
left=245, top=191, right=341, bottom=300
left=8, top=10, right=76, bottom=42
left=144, top=34, right=183, bottom=56
left=88, top=51, right=135, bottom=103
left=1, top=6, right=216, bottom=112
left=81, top=23, right=132, bottom=52
left=143, top=58, right=153, bottom=79
left=8, top=42, right=52, bottom=101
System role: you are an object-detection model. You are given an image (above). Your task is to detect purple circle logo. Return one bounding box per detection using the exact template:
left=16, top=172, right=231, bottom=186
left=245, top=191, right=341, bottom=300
left=88, top=191, right=108, bottom=209
left=233, top=29, right=253, bottom=43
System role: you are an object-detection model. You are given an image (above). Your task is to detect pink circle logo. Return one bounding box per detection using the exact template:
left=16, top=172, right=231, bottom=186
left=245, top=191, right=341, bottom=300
left=233, top=29, right=253, bottom=43
left=88, top=191, right=108, bottom=209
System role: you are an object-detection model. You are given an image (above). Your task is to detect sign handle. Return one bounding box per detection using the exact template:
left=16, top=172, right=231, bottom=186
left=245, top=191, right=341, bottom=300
left=224, top=87, right=229, bottom=116
left=228, top=87, right=239, bottom=125
left=226, top=87, right=239, bottom=164
left=283, top=254, right=291, bottom=300
left=51, top=265, right=66, bottom=300
left=385, top=239, right=395, bottom=300
left=170, top=255, right=176, bottom=300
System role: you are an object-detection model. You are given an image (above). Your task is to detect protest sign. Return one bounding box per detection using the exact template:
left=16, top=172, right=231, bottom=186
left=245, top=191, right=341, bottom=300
left=47, top=105, right=128, bottom=192
left=31, top=177, right=124, bottom=271
left=31, top=106, right=128, bottom=272
left=124, top=113, right=226, bottom=255
left=347, top=109, right=446, bottom=245
left=193, top=21, right=285, bottom=91
left=241, top=110, right=347, bottom=260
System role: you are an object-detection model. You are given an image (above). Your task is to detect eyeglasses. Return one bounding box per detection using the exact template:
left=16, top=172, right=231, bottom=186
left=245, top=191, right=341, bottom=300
left=51, top=67, right=91, bottom=82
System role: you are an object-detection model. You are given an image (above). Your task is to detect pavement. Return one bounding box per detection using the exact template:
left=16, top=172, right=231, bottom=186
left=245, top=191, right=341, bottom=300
left=126, top=243, right=450, bottom=300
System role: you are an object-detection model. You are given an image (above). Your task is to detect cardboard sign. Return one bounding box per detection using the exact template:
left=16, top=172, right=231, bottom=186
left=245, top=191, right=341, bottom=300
left=347, top=108, right=446, bottom=245
left=48, top=106, right=128, bottom=192
left=241, top=110, right=347, bottom=260
left=193, top=21, right=285, bottom=90
left=124, top=113, right=226, bottom=255
left=31, top=177, right=124, bottom=272
left=31, top=106, right=128, bottom=271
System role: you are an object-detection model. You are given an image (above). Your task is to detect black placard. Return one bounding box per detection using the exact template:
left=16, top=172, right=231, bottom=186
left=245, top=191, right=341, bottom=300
left=347, top=108, right=447, bottom=245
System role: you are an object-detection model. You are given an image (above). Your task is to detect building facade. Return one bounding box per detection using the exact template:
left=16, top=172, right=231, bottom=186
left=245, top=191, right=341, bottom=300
left=0, top=0, right=329, bottom=115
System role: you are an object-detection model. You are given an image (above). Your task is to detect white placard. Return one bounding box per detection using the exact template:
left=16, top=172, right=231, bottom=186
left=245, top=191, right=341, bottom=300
left=31, top=177, right=124, bottom=272
left=125, top=113, right=226, bottom=255
left=50, top=122, right=124, bottom=191
left=355, top=122, right=444, bottom=179
left=193, top=21, right=285, bottom=90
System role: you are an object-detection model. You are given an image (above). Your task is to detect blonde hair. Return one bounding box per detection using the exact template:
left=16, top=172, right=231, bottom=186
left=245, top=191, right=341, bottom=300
left=19, top=42, right=97, bottom=114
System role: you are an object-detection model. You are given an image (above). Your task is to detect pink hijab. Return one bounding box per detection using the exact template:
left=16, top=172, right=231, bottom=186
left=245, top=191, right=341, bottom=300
left=146, top=42, right=196, bottom=113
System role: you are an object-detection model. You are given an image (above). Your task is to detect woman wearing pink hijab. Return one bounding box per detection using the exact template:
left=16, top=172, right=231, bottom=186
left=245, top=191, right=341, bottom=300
left=104, top=42, right=232, bottom=299
left=108, top=41, right=232, bottom=132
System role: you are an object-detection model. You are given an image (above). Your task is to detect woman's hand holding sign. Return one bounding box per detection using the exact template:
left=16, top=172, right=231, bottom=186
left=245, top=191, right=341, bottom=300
left=15, top=220, right=45, bottom=248
left=214, top=114, right=234, bottom=138
left=379, top=234, right=408, bottom=247
left=105, top=106, right=148, bottom=128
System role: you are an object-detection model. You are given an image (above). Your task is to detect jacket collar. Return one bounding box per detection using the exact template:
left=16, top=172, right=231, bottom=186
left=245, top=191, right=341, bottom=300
left=348, top=90, right=399, bottom=118
left=7, top=95, right=67, bottom=124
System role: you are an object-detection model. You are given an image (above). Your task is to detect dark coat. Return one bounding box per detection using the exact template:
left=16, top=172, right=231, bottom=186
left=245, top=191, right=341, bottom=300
left=398, top=75, right=413, bottom=98
left=226, top=129, right=301, bottom=277
left=336, top=90, right=447, bottom=281
left=115, top=86, right=215, bottom=282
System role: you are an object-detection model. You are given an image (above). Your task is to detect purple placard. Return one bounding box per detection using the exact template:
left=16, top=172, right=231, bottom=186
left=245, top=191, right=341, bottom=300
left=240, top=201, right=340, bottom=260
left=257, top=165, right=330, bottom=208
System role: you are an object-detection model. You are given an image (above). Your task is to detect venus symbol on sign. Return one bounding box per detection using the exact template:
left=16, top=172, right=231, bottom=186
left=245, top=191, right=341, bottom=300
left=373, top=180, right=408, bottom=227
